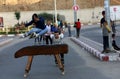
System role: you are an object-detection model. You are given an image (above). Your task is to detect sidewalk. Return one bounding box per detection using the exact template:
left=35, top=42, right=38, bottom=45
left=70, top=36, right=120, bottom=61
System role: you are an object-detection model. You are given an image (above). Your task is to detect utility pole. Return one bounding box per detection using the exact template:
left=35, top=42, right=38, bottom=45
left=54, top=0, right=57, bottom=24
left=73, top=0, right=79, bottom=37
left=73, top=0, right=77, bottom=23
left=104, top=0, right=113, bottom=50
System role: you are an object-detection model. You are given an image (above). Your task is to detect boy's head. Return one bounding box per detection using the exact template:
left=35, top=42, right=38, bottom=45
left=102, top=11, right=105, bottom=15
left=54, top=32, right=59, bottom=39
left=102, top=11, right=105, bottom=17
left=112, top=34, right=115, bottom=38
left=47, top=20, right=51, bottom=25
left=32, top=13, right=39, bottom=22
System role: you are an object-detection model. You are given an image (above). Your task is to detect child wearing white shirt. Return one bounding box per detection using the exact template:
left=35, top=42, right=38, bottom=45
left=51, top=32, right=64, bottom=65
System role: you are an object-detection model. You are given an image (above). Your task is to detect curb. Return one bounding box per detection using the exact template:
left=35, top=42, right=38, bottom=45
left=0, top=34, right=23, bottom=37
left=70, top=37, right=120, bottom=61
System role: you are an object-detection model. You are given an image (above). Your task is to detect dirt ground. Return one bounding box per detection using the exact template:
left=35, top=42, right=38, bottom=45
left=0, top=0, right=119, bottom=12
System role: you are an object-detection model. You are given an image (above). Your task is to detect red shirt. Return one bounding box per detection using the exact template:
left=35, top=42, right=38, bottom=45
left=75, top=21, right=81, bottom=29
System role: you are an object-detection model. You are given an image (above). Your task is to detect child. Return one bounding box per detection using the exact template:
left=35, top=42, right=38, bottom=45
left=51, top=32, right=64, bottom=65
left=51, top=32, right=64, bottom=44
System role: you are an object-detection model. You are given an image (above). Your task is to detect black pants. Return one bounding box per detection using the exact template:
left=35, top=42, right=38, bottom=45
left=103, top=36, right=109, bottom=50
left=76, top=28, right=80, bottom=37
left=35, top=35, right=43, bottom=43
left=45, top=36, right=52, bottom=45
left=40, top=35, right=43, bottom=42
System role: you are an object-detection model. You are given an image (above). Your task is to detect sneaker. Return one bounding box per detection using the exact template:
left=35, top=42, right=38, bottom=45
left=20, top=34, right=27, bottom=38
left=35, top=34, right=39, bottom=38
left=101, top=50, right=105, bottom=54
left=29, top=32, right=36, bottom=39
left=101, top=49, right=110, bottom=53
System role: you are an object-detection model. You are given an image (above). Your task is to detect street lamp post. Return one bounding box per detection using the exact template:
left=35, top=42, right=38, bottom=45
left=73, top=0, right=77, bottom=37
left=54, top=0, right=57, bottom=24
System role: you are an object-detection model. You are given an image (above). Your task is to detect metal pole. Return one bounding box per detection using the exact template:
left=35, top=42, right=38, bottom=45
left=73, top=0, right=77, bottom=22
left=54, top=0, right=57, bottom=24
left=104, top=0, right=113, bottom=50
left=73, top=0, right=77, bottom=37
left=115, top=11, right=116, bottom=26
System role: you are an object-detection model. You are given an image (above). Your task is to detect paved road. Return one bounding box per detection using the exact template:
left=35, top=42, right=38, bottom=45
left=80, top=24, right=120, bottom=46
left=0, top=36, right=120, bottom=79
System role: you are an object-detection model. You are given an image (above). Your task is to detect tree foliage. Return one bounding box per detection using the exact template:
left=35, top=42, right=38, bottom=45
left=38, top=13, right=65, bottom=23
left=14, top=11, right=21, bottom=24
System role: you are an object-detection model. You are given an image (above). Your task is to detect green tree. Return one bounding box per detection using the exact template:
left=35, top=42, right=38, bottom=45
left=38, top=13, right=53, bottom=22
left=38, top=13, right=65, bottom=23
left=14, top=11, right=21, bottom=25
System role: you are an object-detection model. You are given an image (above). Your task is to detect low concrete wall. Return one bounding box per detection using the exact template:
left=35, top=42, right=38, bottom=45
left=0, top=7, right=104, bottom=27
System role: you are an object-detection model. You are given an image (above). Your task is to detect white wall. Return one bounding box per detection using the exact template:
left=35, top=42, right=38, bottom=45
left=0, top=7, right=105, bottom=27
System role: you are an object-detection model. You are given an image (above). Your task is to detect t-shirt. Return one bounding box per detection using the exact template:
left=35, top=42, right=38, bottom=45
left=100, top=17, right=109, bottom=36
left=75, top=21, right=81, bottom=29
left=45, top=25, right=52, bottom=36
left=51, top=33, right=64, bottom=44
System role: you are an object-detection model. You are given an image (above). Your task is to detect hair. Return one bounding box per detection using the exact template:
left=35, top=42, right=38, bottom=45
left=112, top=34, right=115, bottom=38
left=78, top=18, right=80, bottom=21
left=102, top=11, right=105, bottom=15
left=32, top=13, right=38, bottom=20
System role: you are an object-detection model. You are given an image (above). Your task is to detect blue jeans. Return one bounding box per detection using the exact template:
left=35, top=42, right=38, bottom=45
left=27, top=28, right=41, bottom=35
left=27, top=27, right=48, bottom=36
left=37, top=27, right=48, bottom=36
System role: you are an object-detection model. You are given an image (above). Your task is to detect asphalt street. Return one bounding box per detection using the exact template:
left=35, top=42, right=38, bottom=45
left=0, top=27, right=120, bottom=79
left=0, top=36, right=120, bottom=79
left=80, top=24, right=120, bottom=46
